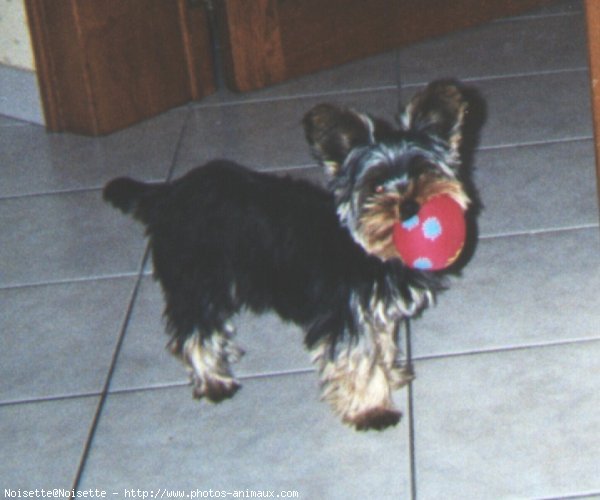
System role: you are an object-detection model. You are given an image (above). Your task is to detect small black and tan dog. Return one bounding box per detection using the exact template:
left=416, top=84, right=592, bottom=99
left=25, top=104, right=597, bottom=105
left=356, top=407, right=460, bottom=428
left=103, top=80, right=479, bottom=431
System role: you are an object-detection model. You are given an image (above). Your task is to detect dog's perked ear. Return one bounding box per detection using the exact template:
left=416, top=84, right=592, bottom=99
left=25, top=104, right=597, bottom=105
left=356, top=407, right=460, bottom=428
left=399, top=80, right=469, bottom=168
left=302, top=104, right=379, bottom=178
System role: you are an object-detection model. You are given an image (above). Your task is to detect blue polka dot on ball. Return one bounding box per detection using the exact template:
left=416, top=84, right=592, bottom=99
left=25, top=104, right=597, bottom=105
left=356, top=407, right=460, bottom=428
left=422, top=216, right=442, bottom=241
left=413, top=257, right=433, bottom=270
left=402, top=215, right=420, bottom=231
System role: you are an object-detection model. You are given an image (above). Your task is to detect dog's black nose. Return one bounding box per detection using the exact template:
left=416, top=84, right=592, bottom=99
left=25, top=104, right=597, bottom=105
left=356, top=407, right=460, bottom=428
left=400, top=200, right=420, bottom=221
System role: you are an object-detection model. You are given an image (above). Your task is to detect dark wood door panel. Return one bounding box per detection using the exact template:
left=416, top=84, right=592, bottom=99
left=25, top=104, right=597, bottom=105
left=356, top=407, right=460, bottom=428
left=25, top=0, right=215, bottom=136
left=584, top=0, right=600, bottom=211
left=218, top=0, right=554, bottom=92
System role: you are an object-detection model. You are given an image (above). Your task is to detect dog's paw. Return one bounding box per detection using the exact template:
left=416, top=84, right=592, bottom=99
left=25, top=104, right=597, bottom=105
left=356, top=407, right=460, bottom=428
left=349, top=407, right=402, bottom=431
left=191, top=375, right=241, bottom=403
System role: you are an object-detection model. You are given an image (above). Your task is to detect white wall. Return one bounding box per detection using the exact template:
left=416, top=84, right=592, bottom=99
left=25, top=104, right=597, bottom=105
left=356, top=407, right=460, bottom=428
left=0, top=0, right=43, bottom=124
left=0, top=0, right=35, bottom=70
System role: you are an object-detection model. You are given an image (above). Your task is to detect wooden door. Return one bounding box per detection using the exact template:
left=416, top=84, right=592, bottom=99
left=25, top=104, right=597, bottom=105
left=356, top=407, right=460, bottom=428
left=25, top=0, right=555, bottom=135
left=585, top=0, right=600, bottom=211
left=25, top=0, right=215, bottom=136
left=217, top=0, right=554, bottom=92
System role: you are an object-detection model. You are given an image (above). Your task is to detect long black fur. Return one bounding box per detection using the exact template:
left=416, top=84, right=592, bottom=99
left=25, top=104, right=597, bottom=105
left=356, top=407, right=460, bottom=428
left=103, top=161, right=440, bottom=352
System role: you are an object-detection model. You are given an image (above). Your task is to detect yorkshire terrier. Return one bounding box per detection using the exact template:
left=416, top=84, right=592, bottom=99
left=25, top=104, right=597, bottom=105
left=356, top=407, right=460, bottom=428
left=103, top=80, right=479, bottom=431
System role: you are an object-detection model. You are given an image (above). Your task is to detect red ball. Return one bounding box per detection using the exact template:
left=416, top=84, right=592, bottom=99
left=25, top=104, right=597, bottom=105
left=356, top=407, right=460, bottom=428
left=392, top=194, right=466, bottom=271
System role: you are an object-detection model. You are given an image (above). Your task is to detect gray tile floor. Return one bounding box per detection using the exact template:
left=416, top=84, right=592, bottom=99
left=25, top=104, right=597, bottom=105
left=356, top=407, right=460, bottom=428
left=1, top=1, right=599, bottom=498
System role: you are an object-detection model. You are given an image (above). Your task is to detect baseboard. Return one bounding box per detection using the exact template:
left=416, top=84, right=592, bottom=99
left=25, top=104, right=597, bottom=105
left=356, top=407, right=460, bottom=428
left=0, top=64, right=44, bottom=125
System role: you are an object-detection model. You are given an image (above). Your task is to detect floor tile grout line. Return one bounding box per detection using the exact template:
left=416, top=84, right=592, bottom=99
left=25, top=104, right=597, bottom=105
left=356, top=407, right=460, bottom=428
left=0, top=185, right=103, bottom=202
left=0, top=114, right=40, bottom=127
left=238, top=367, right=315, bottom=380
left=70, top=245, right=151, bottom=492
left=0, top=272, right=141, bottom=292
left=407, top=381, right=418, bottom=500
left=395, top=67, right=590, bottom=90
left=0, top=169, right=176, bottom=201
left=64, top=368, right=318, bottom=404
left=403, top=319, right=418, bottom=500
left=0, top=391, right=104, bottom=409
left=0, top=178, right=162, bottom=203
left=479, top=223, right=600, bottom=241
left=264, top=162, right=318, bottom=173
left=535, top=491, right=600, bottom=500
left=70, top=108, right=193, bottom=492
left=165, top=105, right=194, bottom=182
left=412, top=336, right=600, bottom=364
left=190, top=84, right=400, bottom=109
left=494, top=9, right=583, bottom=23
left=103, top=368, right=318, bottom=399
left=477, top=135, right=595, bottom=152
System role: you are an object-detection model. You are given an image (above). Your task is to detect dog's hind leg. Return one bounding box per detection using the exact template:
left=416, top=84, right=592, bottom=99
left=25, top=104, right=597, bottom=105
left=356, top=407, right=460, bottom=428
left=168, top=324, right=245, bottom=402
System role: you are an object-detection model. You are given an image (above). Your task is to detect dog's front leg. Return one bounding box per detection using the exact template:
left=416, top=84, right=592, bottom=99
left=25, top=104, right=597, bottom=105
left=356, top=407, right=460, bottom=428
left=311, top=323, right=409, bottom=431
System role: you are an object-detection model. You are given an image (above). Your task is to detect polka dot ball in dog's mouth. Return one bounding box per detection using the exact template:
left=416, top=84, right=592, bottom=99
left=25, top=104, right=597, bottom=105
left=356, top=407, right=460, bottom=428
left=392, top=194, right=466, bottom=271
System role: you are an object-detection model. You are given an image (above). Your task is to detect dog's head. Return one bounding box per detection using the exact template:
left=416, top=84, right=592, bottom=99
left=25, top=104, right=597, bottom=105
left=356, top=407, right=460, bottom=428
left=303, top=80, right=474, bottom=262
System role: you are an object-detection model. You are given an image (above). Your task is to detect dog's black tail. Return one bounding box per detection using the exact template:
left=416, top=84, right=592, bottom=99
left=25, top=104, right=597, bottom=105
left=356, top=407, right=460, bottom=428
left=103, top=177, right=161, bottom=223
